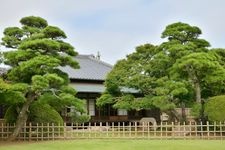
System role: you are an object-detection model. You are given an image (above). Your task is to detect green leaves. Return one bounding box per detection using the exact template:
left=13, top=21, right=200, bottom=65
left=171, top=52, right=225, bottom=86
left=99, top=22, right=225, bottom=118
left=1, top=27, right=23, bottom=48
left=31, top=75, right=49, bottom=91
left=0, top=91, right=26, bottom=104
left=11, top=83, right=29, bottom=93
left=44, top=73, right=65, bottom=87
left=151, top=96, right=175, bottom=111
left=58, top=41, right=77, bottom=56
left=3, top=27, right=23, bottom=37
left=0, top=16, right=85, bottom=124
left=20, top=16, right=48, bottom=28
left=19, top=39, right=60, bottom=53
left=43, top=26, right=67, bottom=39
left=96, top=94, right=114, bottom=107
left=0, top=80, right=27, bottom=105
left=205, top=95, right=225, bottom=122
left=7, top=55, right=61, bottom=83
left=4, top=50, right=36, bottom=66
left=161, top=22, right=202, bottom=42
left=0, top=78, right=10, bottom=91
left=113, top=95, right=135, bottom=110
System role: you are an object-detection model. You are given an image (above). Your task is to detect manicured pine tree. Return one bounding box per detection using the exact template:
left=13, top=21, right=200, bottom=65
left=0, top=16, right=86, bottom=141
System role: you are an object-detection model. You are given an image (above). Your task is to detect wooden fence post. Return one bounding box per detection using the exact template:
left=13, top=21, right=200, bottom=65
left=207, top=121, right=209, bottom=140
left=135, top=122, right=137, bottom=138
left=1, top=122, right=3, bottom=140
left=29, top=122, right=32, bottom=141
left=160, top=122, right=163, bottom=139
left=52, top=123, right=54, bottom=140
left=129, top=122, right=131, bottom=138
left=200, top=121, right=203, bottom=139
left=64, top=122, right=66, bottom=140
left=220, top=121, right=222, bottom=140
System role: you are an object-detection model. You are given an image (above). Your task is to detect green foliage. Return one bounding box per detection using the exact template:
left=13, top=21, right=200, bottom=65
left=69, top=113, right=90, bottom=124
left=29, top=101, right=63, bottom=124
left=161, top=22, right=202, bottom=42
left=205, top=95, right=225, bottom=122
left=2, top=27, right=23, bottom=48
left=58, top=41, right=77, bottom=56
left=60, top=86, right=77, bottom=95
left=43, top=26, right=67, bottom=39
left=20, top=16, right=48, bottom=28
left=190, top=103, right=201, bottom=118
left=4, top=50, right=36, bottom=66
left=59, top=93, right=85, bottom=113
left=171, top=52, right=225, bottom=99
left=4, top=106, right=18, bottom=124
left=0, top=16, right=86, bottom=127
left=31, top=75, right=49, bottom=91
left=19, top=38, right=60, bottom=53
left=113, top=94, right=135, bottom=110
left=96, top=94, right=114, bottom=107
left=44, top=73, right=65, bottom=88
left=151, top=96, right=176, bottom=111
left=38, top=93, right=62, bottom=111
left=0, top=90, right=26, bottom=105
left=98, top=22, right=225, bottom=121
left=0, top=78, right=10, bottom=91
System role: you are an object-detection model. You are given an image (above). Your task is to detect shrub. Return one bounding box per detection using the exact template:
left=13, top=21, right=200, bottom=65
left=29, top=101, right=63, bottom=124
left=190, top=103, right=201, bottom=118
left=4, top=102, right=64, bottom=125
left=205, top=95, right=225, bottom=122
left=4, top=105, right=18, bottom=124
left=69, top=112, right=90, bottom=124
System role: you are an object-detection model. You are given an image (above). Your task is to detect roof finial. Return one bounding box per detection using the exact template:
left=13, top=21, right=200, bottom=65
left=96, top=51, right=101, bottom=60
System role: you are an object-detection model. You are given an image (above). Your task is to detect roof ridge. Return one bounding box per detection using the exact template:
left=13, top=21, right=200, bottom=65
left=88, top=56, right=113, bottom=68
left=76, top=54, right=113, bottom=68
left=76, top=54, right=95, bottom=58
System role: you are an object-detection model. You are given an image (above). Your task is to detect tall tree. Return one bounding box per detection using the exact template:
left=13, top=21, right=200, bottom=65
left=162, top=23, right=225, bottom=121
left=97, top=22, right=225, bottom=122
left=0, top=16, right=86, bottom=141
left=97, top=44, right=189, bottom=121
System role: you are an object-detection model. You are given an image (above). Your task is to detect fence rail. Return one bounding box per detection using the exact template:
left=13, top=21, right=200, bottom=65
left=1, top=121, right=225, bottom=141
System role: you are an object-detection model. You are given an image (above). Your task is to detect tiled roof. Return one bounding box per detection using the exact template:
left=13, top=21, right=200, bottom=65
left=0, top=55, right=113, bottom=81
left=61, top=55, right=113, bottom=81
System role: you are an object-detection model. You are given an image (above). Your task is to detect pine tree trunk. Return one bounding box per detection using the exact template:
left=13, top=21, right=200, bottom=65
left=7, top=95, right=34, bottom=141
left=194, top=81, right=206, bottom=123
left=181, top=102, right=186, bottom=122
left=195, top=81, right=201, bottom=103
left=186, top=66, right=204, bottom=122
left=186, top=66, right=201, bottom=103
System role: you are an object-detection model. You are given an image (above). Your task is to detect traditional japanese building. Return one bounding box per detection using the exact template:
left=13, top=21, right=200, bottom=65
left=62, top=55, right=160, bottom=123
left=0, top=54, right=161, bottom=123
left=61, top=54, right=114, bottom=122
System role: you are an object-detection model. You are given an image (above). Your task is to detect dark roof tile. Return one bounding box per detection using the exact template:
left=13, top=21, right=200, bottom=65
left=61, top=55, right=113, bottom=81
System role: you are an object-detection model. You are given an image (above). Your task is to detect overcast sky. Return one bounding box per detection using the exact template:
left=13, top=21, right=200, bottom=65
left=0, top=0, right=225, bottom=64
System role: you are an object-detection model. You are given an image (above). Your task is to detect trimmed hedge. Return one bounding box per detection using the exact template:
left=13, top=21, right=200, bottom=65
left=205, top=95, right=225, bottom=122
left=4, top=101, right=63, bottom=124
left=29, top=101, right=63, bottom=124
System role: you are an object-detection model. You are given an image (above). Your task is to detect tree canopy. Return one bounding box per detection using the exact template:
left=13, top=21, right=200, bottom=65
left=97, top=22, right=225, bottom=121
left=205, top=95, right=225, bottom=122
left=0, top=16, right=86, bottom=140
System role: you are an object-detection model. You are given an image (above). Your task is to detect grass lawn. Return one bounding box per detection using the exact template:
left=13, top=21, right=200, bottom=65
left=1, top=140, right=225, bottom=150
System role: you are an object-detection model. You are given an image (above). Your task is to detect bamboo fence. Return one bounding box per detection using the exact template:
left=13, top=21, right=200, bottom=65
left=0, top=121, right=225, bottom=141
